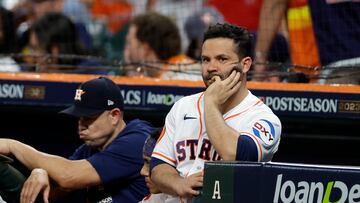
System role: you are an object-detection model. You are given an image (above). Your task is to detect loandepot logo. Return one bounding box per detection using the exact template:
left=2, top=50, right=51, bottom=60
left=273, top=174, right=360, bottom=203
left=147, top=92, right=183, bottom=106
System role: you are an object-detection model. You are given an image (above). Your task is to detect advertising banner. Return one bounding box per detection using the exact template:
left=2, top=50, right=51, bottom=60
left=0, top=78, right=359, bottom=119
left=195, top=162, right=360, bottom=203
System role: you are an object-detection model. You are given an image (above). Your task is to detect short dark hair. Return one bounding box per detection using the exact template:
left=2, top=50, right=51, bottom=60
left=150, top=127, right=162, bottom=141
left=130, top=12, right=181, bottom=60
left=31, top=12, right=85, bottom=65
left=203, top=23, right=253, bottom=59
left=142, top=127, right=162, bottom=157
left=0, top=7, right=16, bottom=53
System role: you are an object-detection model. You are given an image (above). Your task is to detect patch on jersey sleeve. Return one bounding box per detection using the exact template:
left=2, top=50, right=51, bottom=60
left=252, top=119, right=276, bottom=145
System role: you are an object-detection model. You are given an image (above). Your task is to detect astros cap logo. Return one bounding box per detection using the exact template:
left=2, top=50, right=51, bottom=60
left=74, top=89, right=86, bottom=101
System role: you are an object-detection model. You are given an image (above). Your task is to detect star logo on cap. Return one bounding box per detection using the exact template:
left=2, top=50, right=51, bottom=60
left=107, top=100, right=114, bottom=106
left=74, top=89, right=85, bottom=101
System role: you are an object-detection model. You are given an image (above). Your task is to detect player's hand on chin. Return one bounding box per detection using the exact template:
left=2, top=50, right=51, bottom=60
left=204, top=70, right=241, bottom=108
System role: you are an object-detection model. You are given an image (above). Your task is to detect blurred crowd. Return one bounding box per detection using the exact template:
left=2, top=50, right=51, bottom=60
left=0, top=0, right=358, bottom=84
left=0, top=0, right=209, bottom=78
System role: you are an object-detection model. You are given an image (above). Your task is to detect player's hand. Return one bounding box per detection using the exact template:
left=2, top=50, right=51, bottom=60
left=175, top=171, right=203, bottom=198
left=0, top=139, right=12, bottom=155
left=204, top=70, right=241, bottom=108
left=21, top=168, right=50, bottom=203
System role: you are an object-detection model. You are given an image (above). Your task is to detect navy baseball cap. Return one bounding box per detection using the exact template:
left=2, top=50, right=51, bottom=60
left=60, top=77, right=124, bottom=117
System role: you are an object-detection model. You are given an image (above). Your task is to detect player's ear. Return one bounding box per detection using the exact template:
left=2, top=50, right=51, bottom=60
left=109, top=108, right=123, bottom=124
left=240, top=56, right=252, bottom=73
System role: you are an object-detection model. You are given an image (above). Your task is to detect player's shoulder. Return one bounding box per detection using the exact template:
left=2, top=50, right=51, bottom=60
left=248, top=92, right=278, bottom=116
left=173, top=92, right=203, bottom=107
left=240, top=106, right=282, bottom=150
left=249, top=104, right=281, bottom=128
left=244, top=92, right=282, bottom=128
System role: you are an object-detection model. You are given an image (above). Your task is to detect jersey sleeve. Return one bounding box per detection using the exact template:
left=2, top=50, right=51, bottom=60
left=151, top=102, right=179, bottom=167
left=236, top=113, right=282, bottom=162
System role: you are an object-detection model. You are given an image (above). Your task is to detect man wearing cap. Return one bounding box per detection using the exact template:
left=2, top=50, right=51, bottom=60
left=0, top=77, right=154, bottom=203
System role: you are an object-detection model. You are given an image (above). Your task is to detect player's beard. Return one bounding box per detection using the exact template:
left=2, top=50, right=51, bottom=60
left=202, top=68, right=243, bottom=87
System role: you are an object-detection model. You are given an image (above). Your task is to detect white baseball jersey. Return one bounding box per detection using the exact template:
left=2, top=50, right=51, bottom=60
left=151, top=90, right=281, bottom=202
left=140, top=193, right=168, bottom=203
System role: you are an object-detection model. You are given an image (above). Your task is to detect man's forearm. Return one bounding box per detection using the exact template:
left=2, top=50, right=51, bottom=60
left=9, top=140, right=73, bottom=181
left=7, top=139, right=99, bottom=189
left=151, top=164, right=183, bottom=196
left=255, top=0, right=287, bottom=57
left=204, top=102, right=238, bottom=161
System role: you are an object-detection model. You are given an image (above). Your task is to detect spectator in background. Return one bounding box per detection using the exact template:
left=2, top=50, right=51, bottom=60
left=89, top=0, right=133, bottom=61
left=144, top=0, right=204, bottom=52
left=254, top=0, right=360, bottom=84
left=0, top=77, right=154, bottom=203
left=62, top=0, right=93, bottom=50
left=0, top=6, right=21, bottom=72
left=24, top=12, right=107, bottom=74
left=12, top=0, right=93, bottom=55
left=91, top=0, right=132, bottom=35
left=184, top=6, right=224, bottom=60
left=123, top=12, right=201, bottom=80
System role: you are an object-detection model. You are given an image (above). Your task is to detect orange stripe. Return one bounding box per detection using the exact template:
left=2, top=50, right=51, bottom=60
left=0, top=72, right=205, bottom=87
left=194, top=93, right=204, bottom=154
left=238, top=132, right=263, bottom=161
left=1, top=72, right=359, bottom=93
left=224, top=100, right=263, bottom=121
left=152, top=152, right=177, bottom=165
left=156, top=127, right=166, bottom=144
left=197, top=93, right=204, bottom=141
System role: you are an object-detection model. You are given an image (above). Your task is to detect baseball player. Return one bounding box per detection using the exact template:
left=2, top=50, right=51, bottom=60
left=139, top=128, right=168, bottom=203
left=0, top=77, right=154, bottom=203
left=150, top=23, right=282, bottom=202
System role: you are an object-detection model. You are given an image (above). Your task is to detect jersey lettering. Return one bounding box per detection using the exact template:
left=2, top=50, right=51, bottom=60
left=176, top=140, right=186, bottom=162
left=211, top=150, right=221, bottom=161
left=198, top=139, right=212, bottom=160
left=186, top=139, right=198, bottom=160
left=175, top=138, right=221, bottom=162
